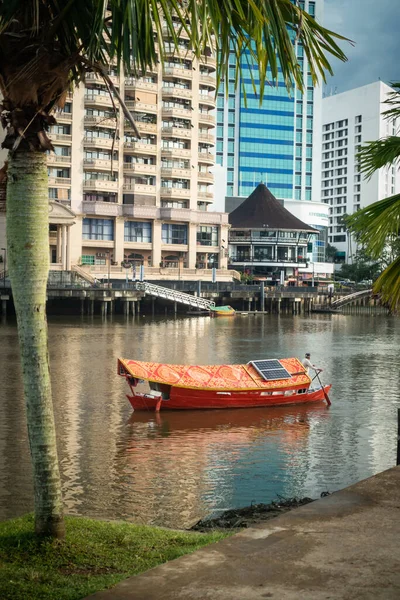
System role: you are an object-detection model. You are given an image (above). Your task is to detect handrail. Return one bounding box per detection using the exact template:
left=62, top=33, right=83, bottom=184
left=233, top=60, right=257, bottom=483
left=136, top=281, right=215, bottom=309
left=330, top=289, right=373, bottom=308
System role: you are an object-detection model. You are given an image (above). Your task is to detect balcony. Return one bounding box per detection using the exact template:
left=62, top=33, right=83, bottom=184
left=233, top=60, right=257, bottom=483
left=161, top=126, right=191, bottom=138
left=135, top=122, right=157, bottom=134
left=163, top=66, right=193, bottom=80
left=124, top=78, right=158, bottom=93
left=160, top=187, right=190, bottom=198
left=48, top=177, right=71, bottom=186
left=162, top=24, right=189, bottom=39
left=84, top=137, right=115, bottom=149
left=164, top=48, right=194, bottom=61
left=125, top=100, right=157, bottom=114
left=162, top=86, right=192, bottom=99
left=84, top=115, right=116, bottom=128
left=56, top=112, right=73, bottom=122
left=161, top=106, right=192, bottom=119
left=122, top=204, right=158, bottom=218
left=47, top=154, right=71, bottom=164
left=161, top=147, right=191, bottom=159
left=161, top=167, right=191, bottom=178
left=198, top=171, right=214, bottom=182
left=123, top=163, right=156, bottom=175
left=199, top=73, right=216, bottom=87
left=198, top=132, right=215, bottom=144
left=84, top=94, right=114, bottom=108
left=197, top=191, right=213, bottom=200
left=83, top=158, right=113, bottom=170
left=50, top=133, right=72, bottom=143
left=124, top=141, right=158, bottom=154
left=198, top=113, right=216, bottom=126
left=198, top=93, right=216, bottom=107
left=199, top=55, right=217, bottom=69
left=86, top=72, right=120, bottom=86
left=160, top=207, right=192, bottom=221
left=83, top=179, right=118, bottom=191
left=123, top=182, right=157, bottom=195
left=198, top=151, right=214, bottom=164
left=82, top=200, right=120, bottom=217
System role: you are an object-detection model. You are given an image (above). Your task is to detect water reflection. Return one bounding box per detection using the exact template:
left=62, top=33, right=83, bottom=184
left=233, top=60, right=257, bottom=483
left=0, top=314, right=399, bottom=527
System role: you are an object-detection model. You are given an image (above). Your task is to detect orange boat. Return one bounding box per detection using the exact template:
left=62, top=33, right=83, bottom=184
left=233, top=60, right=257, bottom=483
left=118, top=357, right=331, bottom=411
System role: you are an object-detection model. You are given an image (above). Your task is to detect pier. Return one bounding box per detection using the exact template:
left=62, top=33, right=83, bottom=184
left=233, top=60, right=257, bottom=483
left=0, top=271, right=386, bottom=316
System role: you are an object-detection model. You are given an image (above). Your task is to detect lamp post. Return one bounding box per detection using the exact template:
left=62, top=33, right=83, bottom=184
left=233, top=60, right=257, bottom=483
left=1, top=247, right=6, bottom=288
left=310, top=262, right=315, bottom=287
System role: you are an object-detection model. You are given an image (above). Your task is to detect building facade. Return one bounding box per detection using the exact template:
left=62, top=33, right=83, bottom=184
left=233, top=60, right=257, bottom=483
left=0, top=25, right=231, bottom=281
left=214, top=0, right=327, bottom=259
left=215, top=0, right=322, bottom=201
left=228, top=184, right=318, bottom=283
left=322, top=81, right=400, bottom=264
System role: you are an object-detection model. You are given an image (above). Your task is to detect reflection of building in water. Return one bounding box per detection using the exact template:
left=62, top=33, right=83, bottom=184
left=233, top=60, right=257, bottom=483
left=47, top=320, right=132, bottom=517
left=115, top=407, right=315, bottom=528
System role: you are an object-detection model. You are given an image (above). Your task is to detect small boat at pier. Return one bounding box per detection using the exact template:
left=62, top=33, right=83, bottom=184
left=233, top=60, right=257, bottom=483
left=118, top=357, right=331, bottom=412
left=209, top=305, right=236, bottom=316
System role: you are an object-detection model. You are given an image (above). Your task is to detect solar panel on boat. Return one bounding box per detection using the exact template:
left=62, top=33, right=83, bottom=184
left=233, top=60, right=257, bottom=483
left=250, top=359, right=291, bottom=381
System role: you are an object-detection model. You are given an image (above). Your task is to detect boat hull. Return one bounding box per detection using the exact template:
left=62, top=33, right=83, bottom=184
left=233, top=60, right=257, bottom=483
left=127, top=384, right=331, bottom=411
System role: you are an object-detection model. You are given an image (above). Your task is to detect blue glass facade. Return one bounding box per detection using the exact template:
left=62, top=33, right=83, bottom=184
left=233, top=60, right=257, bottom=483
left=216, top=0, right=317, bottom=202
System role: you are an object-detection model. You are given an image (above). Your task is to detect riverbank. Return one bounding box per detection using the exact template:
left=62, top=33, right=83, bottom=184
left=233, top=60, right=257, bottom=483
left=0, top=515, right=227, bottom=600
left=190, top=496, right=315, bottom=531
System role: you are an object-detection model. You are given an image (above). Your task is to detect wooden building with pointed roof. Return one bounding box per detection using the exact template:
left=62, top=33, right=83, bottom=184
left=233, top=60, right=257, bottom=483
left=228, top=184, right=318, bottom=282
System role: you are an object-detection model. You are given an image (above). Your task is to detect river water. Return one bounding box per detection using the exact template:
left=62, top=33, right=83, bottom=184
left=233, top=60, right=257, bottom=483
left=0, top=313, right=399, bottom=528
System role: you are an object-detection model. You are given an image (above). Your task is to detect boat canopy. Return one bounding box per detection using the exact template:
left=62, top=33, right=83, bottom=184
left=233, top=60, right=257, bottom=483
left=118, top=357, right=311, bottom=391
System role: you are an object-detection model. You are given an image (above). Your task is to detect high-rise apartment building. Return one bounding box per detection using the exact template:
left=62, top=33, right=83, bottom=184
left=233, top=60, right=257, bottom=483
left=322, top=81, right=399, bottom=263
left=0, top=26, right=230, bottom=279
left=214, top=0, right=327, bottom=264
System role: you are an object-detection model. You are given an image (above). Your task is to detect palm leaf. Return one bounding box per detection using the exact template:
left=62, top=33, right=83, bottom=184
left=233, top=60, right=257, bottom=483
left=373, top=256, right=400, bottom=312
left=346, top=193, right=400, bottom=257
left=0, top=0, right=350, bottom=99
left=357, top=137, right=400, bottom=179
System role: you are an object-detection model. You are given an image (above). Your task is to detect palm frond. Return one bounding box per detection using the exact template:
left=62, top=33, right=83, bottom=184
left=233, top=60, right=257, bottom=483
left=373, top=255, right=400, bottom=312
left=346, top=193, right=400, bottom=257
left=357, top=137, right=400, bottom=179
left=381, top=82, right=400, bottom=121
left=0, top=0, right=350, bottom=95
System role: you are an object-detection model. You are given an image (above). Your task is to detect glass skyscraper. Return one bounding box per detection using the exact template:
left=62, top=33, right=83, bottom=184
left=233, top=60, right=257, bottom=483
left=216, top=0, right=322, bottom=206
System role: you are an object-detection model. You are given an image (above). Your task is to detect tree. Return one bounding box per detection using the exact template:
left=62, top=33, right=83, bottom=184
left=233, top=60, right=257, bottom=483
left=0, top=1, right=347, bottom=538
left=326, top=243, right=339, bottom=263
left=346, top=82, right=400, bottom=311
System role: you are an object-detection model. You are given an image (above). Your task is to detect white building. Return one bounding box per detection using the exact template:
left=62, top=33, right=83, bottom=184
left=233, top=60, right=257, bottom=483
left=322, top=81, right=399, bottom=264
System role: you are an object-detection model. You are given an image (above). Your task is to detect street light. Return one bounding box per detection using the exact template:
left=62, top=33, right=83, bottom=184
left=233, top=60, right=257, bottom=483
left=1, top=247, right=6, bottom=288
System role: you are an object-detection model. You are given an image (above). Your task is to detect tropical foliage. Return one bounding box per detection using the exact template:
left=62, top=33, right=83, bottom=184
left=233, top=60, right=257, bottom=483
left=346, top=82, right=400, bottom=311
left=0, top=1, right=348, bottom=538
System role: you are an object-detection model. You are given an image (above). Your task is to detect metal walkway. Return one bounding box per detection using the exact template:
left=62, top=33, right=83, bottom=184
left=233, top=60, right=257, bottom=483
left=330, top=289, right=373, bottom=309
left=135, top=281, right=215, bottom=310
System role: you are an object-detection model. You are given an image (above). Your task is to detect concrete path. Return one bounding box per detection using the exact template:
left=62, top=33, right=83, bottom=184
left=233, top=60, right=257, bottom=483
left=86, top=466, right=400, bottom=600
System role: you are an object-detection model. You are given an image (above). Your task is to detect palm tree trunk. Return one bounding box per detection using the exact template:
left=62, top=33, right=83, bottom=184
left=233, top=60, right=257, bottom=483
left=6, top=150, right=65, bottom=538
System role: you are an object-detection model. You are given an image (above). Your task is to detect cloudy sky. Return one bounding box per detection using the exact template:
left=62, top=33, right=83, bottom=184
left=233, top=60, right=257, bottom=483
left=323, top=0, right=400, bottom=93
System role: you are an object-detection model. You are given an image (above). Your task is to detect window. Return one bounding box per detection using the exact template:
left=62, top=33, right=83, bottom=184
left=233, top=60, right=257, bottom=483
left=124, top=221, right=152, bottom=243
left=197, top=226, right=218, bottom=246
left=82, top=218, right=114, bottom=240
left=162, top=223, right=188, bottom=244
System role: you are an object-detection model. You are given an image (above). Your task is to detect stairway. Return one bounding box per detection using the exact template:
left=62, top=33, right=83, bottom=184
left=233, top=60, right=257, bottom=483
left=136, top=282, right=215, bottom=310
left=72, top=264, right=96, bottom=285
left=330, top=289, right=373, bottom=309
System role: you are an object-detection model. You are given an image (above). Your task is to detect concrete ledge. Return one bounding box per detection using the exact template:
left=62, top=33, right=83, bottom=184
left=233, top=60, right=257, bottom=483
left=86, top=466, right=400, bottom=600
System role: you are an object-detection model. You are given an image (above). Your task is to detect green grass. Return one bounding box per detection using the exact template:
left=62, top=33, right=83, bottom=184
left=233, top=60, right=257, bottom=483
left=0, top=514, right=229, bottom=600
